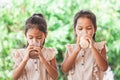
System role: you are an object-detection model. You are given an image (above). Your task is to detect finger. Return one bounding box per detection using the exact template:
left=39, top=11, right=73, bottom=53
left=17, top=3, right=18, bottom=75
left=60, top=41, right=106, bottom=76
left=27, top=45, right=34, bottom=50
left=86, top=38, right=93, bottom=48
left=84, top=37, right=90, bottom=41
left=33, top=46, right=41, bottom=50
left=77, top=44, right=81, bottom=49
left=27, top=48, right=35, bottom=54
left=85, top=36, right=92, bottom=41
left=77, top=37, right=80, bottom=44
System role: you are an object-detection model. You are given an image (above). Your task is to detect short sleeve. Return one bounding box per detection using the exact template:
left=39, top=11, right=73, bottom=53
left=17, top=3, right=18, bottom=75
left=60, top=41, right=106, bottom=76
left=94, top=41, right=108, bottom=52
left=43, top=48, right=57, bottom=61
left=65, top=44, right=76, bottom=56
left=64, top=44, right=75, bottom=74
left=12, top=49, right=23, bottom=66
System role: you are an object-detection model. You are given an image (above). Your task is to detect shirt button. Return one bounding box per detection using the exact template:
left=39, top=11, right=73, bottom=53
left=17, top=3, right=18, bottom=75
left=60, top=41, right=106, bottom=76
left=35, top=69, right=38, bottom=71
left=81, top=63, right=84, bottom=65
left=34, top=61, right=37, bottom=64
left=82, top=55, right=84, bottom=57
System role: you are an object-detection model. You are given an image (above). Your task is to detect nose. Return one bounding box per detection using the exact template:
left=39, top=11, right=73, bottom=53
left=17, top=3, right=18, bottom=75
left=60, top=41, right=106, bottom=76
left=32, top=38, right=38, bottom=44
left=29, top=38, right=38, bottom=45
left=81, top=30, right=87, bottom=35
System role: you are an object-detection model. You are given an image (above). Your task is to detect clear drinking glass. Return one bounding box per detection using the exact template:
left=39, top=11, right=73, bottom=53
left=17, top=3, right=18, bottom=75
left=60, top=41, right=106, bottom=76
left=80, top=37, right=89, bottom=49
left=29, top=40, right=40, bottom=59
left=79, top=31, right=89, bottom=49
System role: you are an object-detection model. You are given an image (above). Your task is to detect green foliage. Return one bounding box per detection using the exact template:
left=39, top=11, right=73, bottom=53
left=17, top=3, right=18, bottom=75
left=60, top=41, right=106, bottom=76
left=0, top=0, right=120, bottom=80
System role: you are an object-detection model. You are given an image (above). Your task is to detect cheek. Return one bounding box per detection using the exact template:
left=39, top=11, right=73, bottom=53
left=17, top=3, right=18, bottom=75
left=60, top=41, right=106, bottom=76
left=26, top=36, right=30, bottom=43
left=76, top=30, right=87, bottom=39
left=76, top=30, right=79, bottom=36
left=88, top=30, right=94, bottom=37
left=41, top=38, right=45, bottom=43
left=75, top=29, right=81, bottom=36
left=40, top=36, right=46, bottom=44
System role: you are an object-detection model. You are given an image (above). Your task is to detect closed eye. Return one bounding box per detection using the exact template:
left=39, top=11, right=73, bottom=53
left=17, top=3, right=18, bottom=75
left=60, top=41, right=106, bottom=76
left=28, top=36, right=33, bottom=39
left=77, top=26, right=82, bottom=30
left=87, top=25, right=92, bottom=30
left=37, top=36, right=42, bottom=39
left=87, top=27, right=92, bottom=30
left=37, top=37, right=42, bottom=39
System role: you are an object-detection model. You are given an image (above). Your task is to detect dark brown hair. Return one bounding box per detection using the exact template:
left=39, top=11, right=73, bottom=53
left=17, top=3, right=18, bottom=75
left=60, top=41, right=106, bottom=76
left=25, top=13, right=47, bottom=35
left=74, top=10, right=97, bottom=40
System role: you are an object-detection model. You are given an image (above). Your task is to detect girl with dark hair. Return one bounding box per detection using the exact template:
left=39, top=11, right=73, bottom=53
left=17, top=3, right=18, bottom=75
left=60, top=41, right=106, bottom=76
left=12, top=13, right=58, bottom=80
left=62, top=10, right=108, bottom=80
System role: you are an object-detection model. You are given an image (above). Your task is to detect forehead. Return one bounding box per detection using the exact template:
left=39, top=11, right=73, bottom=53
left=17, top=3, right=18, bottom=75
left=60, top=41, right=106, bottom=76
left=77, top=17, right=93, bottom=26
left=26, top=28, right=44, bottom=36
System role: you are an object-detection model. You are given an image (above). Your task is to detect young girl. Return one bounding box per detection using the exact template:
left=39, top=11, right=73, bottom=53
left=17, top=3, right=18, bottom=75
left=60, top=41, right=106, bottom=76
left=12, top=13, right=58, bottom=80
left=61, top=10, right=108, bottom=80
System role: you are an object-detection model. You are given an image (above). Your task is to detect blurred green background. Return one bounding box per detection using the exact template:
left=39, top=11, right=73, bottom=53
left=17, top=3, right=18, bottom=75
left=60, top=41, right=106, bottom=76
left=0, top=0, right=120, bottom=80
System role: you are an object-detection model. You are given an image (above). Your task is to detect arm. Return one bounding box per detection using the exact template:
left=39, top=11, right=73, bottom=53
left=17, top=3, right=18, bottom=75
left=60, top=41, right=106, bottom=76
left=40, top=56, right=58, bottom=80
left=12, top=58, right=29, bottom=80
left=91, top=45, right=108, bottom=71
left=35, top=47, right=58, bottom=80
left=85, top=35, right=108, bottom=71
left=61, top=44, right=80, bottom=73
left=12, top=46, right=33, bottom=80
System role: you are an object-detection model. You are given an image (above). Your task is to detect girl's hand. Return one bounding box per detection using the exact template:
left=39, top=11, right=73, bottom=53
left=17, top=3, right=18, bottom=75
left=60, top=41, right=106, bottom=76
left=73, top=44, right=81, bottom=53
left=76, top=35, right=80, bottom=44
left=33, top=46, right=45, bottom=63
left=85, top=35, right=94, bottom=48
left=24, top=45, right=34, bottom=61
left=75, top=35, right=81, bottom=53
left=32, top=46, right=43, bottom=58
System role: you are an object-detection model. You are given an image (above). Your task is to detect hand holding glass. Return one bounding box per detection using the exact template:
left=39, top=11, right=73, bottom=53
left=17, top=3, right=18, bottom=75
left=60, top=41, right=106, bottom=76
left=29, top=41, right=41, bottom=59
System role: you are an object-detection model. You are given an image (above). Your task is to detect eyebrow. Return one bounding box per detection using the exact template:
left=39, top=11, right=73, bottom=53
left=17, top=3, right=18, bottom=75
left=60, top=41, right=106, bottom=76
left=77, top=25, right=93, bottom=28
left=37, top=34, right=42, bottom=36
left=77, top=25, right=82, bottom=27
left=28, top=34, right=43, bottom=37
left=86, top=25, right=92, bottom=27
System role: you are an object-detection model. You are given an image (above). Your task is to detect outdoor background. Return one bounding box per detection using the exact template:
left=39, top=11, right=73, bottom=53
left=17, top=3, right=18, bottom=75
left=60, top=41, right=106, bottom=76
left=0, top=0, right=120, bottom=80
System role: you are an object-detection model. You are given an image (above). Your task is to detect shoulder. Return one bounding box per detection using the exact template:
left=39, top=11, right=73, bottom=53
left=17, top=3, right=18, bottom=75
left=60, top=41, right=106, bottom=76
left=65, top=44, right=77, bottom=50
left=42, top=47, right=57, bottom=61
left=12, top=48, right=26, bottom=56
left=45, top=47, right=57, bottom=53
left=12, top=49, right=26, bottom=59
left=12, top=48, right=26, bottom=64
left=65, top=44, right=78, bottom=56
left=94, top=41, right=108, bottom=51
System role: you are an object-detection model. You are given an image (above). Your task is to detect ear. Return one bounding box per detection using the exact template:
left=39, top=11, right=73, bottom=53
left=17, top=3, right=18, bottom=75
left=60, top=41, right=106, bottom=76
left=25, top=35, right=28, bottom=40
left=74, top=28, right=76, bottom=34
left=45, top=32, right=48, bottom=38
left=94, top=26, right=97, bottom=33
left=25, top=35, right=29, bottom=46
